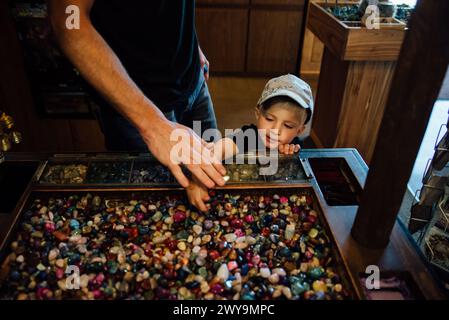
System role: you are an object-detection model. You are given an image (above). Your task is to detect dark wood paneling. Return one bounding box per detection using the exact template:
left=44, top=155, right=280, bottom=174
left=247, top=9, right=303, bottom=73
left=196, top=8, right=248, bottom=73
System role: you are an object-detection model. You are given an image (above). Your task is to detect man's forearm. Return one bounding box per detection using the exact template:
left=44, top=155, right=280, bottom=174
left=50, top=6, right=164, bottom=137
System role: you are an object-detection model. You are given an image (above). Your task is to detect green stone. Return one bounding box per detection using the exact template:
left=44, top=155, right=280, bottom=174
left=291, top=282, right=307, bottom=296
left=176, top=230, right=189, bottom=240
left=241, top=291, right=256, bottom=300
left=198, top=267, right=208, bottom=279
left=308, top=267, right=324, bottom=280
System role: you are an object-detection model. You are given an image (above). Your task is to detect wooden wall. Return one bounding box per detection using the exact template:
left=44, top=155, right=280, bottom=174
left=196, top=0, right=307, bottom=75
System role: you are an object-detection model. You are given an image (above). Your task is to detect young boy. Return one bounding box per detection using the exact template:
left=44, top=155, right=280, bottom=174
left=187, top=74, right=314, bottom=211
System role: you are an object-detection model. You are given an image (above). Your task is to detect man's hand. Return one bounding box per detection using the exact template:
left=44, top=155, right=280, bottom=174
left=140, top=116, right=226, bottom=189
left=199, top=45, right=209, bottom=81
left=279, top=143, right=300, bottom=155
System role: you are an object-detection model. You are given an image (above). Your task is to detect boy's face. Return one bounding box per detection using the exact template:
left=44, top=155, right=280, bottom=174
left=255, top=103, right=306, bottom=149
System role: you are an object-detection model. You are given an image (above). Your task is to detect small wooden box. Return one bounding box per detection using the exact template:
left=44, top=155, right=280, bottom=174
left=307, top=2, right=406, bottom=61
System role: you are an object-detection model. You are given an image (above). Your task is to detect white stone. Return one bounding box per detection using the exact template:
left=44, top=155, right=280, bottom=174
left=260, top=267, right=271, bottom=278
left=224, top=233, right=237, bottom=243
left=217, top=264, right=229, bottom=281
left=192, top=225, right=203, bottom=235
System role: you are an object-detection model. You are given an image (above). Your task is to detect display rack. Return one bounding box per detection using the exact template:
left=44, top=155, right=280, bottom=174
left=409, top=112, right=449, bottom=284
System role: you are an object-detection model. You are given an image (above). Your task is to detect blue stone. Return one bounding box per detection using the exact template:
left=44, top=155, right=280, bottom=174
left=138, top=225, right=149, bottom=235
left=241, top=264, right=250, bottom=276
left=264, top=214, right=273, bottom=225
left=69, top=219, right=80, bottom=230
left=241, top=291, right=256, bottom=300
left=10, top=270, right=20, bottom=281
left=291, top=282, right=307, bottom=296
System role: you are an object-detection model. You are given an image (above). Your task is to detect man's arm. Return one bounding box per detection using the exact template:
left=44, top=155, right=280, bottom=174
left=48, top=0, right=225, bottom=188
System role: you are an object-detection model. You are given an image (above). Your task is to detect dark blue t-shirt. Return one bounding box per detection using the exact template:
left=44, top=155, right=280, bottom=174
left=90, top=0, right=201, bottom=112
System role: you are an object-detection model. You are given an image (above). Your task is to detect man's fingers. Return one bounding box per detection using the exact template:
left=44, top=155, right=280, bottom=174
left=213, top=162, right=227, bottom=176
left=187, top=164, right=215, bottom=189
left=169, top=164, right=190, bottom=188
left=201, top=164, right=226, bottom=187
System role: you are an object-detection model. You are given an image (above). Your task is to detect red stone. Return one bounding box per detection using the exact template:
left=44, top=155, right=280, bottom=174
left=165, top=239, right=178, bottom=251
left=210, top=283, right=224, bottom=295
left=306, top=196, right=313, bottom=206
left=45, top=222, right=55, bottom=233
left=231, top=219, right=244, bottom=229
left=209, top=250, right=220, bottom=260
left=173, top=211, right=186, bottom=223
left=244, top=215, right=254, bottom=224
left=306, top=215, right=317, bottom=224
left=234, top=229, right=245, bottom=237
left=52, top=231, right=68, bottom=242
left=135, top=213, right=144, bottom=222
left=261, top=227, right=270, bottom=237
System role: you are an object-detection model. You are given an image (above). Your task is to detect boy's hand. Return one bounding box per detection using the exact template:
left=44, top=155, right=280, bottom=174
left=186, top=177, right=210, bottom=212
left=279, top=144, right=300, bottom=155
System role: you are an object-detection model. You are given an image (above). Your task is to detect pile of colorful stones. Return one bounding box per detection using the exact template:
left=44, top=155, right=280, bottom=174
left=40, top=164, right=88, bottom=184
left=86, top=162, right=131, bottom=184
left=0, top=191, right=351, bottom=300
left=131, top=162, right=175, bottom=184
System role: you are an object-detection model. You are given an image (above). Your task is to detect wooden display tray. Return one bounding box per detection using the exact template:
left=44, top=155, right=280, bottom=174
left=307, top=1, right=406, bottom=61
left=0, top=184, right=363, bottom=300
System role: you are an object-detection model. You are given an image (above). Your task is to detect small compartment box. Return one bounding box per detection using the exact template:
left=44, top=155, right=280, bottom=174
left=308, top=158, right=362, bottom=206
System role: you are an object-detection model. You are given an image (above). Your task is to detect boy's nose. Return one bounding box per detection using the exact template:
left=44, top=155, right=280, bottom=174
left=274, top=125, right=282, bottom=135
left=268, top=127, right=279, bottom=134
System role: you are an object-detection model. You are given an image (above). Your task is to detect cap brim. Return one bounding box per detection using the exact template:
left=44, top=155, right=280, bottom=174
left=258, top=89, right=313, bottom=111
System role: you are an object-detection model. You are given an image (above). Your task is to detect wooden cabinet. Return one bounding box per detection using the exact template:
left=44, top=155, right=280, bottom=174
left=196, top=0, right=307, bottom=75
left=247, top=10, right=303, bottom=73
left=196, top=8, right=248, bottom=73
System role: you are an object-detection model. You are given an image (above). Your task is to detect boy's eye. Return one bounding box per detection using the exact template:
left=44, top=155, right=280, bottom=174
left=265, top=116, right=274, bottom=121
left=284, top=124, right=294, bottom=129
